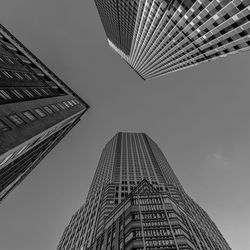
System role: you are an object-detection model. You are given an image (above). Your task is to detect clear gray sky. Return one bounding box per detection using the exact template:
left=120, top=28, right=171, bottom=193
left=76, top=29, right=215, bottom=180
left=0, top=1, right=250, bottom=249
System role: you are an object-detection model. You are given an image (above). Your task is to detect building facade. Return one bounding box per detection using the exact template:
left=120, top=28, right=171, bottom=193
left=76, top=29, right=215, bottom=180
left=57, top=132, right=230, bottom=250
left=0, top=24, right=89, bottom=204
left=94, top=0, right=250, bottom=80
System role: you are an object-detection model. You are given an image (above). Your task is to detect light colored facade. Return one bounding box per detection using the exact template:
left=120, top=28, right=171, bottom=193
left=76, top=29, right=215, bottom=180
left=0, top=24, right=89, bottom=204
left=95, top=0, right=250, bottom=80
left=57, top=132, right=230, bottom=250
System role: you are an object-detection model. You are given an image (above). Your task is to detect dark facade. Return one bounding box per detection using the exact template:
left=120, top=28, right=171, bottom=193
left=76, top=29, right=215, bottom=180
left=94, top=0, right=250, bottom=80
left=0, top=24, right=89, bottom=204
left=57, top=132, right=230, bottom=250
left=94, top=0, right=139, bottom=55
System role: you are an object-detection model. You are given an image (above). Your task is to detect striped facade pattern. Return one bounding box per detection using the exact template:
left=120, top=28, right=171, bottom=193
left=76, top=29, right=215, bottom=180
left=96, top=0, right=250, bottom=80
left=57, top=132, right=230, bottom=250
left=86, top=181, right=229, bottom=250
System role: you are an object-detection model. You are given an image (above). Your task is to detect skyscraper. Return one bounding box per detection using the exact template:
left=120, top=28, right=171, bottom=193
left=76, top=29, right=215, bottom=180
left=57, top=132, right=230, bottom=250
left=94, top=0, right=250, bottom=80
left=0, top=24, right=89, bottom=204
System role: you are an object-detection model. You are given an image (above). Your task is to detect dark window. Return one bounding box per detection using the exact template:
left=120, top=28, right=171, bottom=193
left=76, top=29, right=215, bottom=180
left=34, top=108, right=46, bottom=117
left=22, top=111, right=37, bottom=121
left=67, top=100, right=74, bottom=106
left=23, top=73, right=32, bottom=80
left=11, top=89, right=24, bottom=98
left=0, top=90, right=12, bottom=100
left=43, top=106, right=54, bottom=114
left=8, top=114, right=25, bottom=126
left=0, top=119, right=10, bottom=133
left=14, top=72, right=23, bottom=79
left=33, top=89, right=42, bottom=96
left=51, top=104, right=60, bottom=111
left=58, top=103, right=66, bottom=109
left=63, top=101, right=70, bottom=108
left=2, top=71, right=13, bottom=79
left=23, top=89, right=34, bottom=97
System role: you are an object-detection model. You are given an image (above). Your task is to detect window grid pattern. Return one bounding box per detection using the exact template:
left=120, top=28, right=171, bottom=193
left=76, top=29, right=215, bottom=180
left=57, top=133, right=230, bottom=250
left=0, top=24, right=87, bottom=105
left=0, top=99, right=79, bottom=135
left=103, top=0, right=250, bottom=80
left=0, top=33, right=67, bottom=104
left=85, top=181, right=229, bottom=250
left=95, top=0, right=139, bottom=55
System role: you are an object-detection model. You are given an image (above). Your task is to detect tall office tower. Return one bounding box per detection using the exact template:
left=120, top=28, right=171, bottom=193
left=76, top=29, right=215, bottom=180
left=94, top=0, right=250, bottom=80
left=0, top=24, right=89, bottom=204
left=57, top=132, right=230, bottom=250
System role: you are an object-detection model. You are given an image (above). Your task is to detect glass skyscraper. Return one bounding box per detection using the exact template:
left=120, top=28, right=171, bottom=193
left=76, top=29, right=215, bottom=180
left=94, top=0, right=250, bottom=80
left=57, top=132, right=230, bottom=250
left=0, top=24, right=89, bottom=204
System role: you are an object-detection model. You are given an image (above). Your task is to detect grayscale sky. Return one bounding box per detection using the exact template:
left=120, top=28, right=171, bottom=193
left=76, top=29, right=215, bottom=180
left=0, top=1, right=250, bottom=250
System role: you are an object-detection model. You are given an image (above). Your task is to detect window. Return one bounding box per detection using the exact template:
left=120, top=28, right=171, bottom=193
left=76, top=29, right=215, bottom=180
left=33, top=89, right=42, bottom=96
left=23, top=89, right=34, bottom=97
left=63, top=101, right=70, bottom=108
left=2, top=71, right=13, bottom=79
left=58, top=103, right=66, bottom=109
left=22, top=111, right=37, bottom=121
left=11, top=89, right=24, bottom=98
left=30, top=73, right=38, bottom=80
left=34, top=108, right=46, bottom=117
left=0, top=90, right=11, bottom=100
left=51, top=104, right=60, bottom=111
left=23, top=73, right=32, bottom=80
left=43, top=106, right=54, bottom=114
left=6, top=57, right=14, bottom=64
left=0, top=120, right=10, bottom=133
left=14, top=72, right=23, bottom=79
left=41, top=89, right=49, bottom=95
left=67, top=100, right=74, bottom=106
left=8, top=114, right=25, bottom=126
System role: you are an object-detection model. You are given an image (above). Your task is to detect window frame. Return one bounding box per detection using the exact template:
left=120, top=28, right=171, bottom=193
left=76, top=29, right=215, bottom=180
left=43, top=106, right=54, bottom=115
left=22, top=110, right=37, bottom=121
left=34, top=108, right=47, bottom=118
left=8, top=113, right=26, bottom=126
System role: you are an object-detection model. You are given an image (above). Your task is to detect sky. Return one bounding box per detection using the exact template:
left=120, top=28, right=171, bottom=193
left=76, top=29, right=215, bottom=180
left=0, top=1, right=250, bottom=250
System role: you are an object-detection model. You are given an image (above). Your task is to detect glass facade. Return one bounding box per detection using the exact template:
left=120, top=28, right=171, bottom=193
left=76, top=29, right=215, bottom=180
left=57, top=132, right=230, bottom=250
left=86, top=181, right=225, bottom=250
left=95, top=0, right=250, bottom=80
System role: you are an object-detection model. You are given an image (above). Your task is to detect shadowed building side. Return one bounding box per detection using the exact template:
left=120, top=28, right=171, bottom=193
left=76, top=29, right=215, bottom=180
left=0, top=24, right=89, bottom=204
